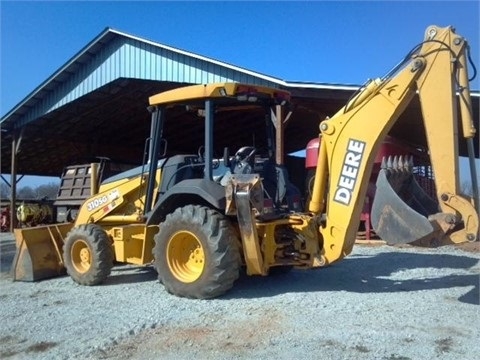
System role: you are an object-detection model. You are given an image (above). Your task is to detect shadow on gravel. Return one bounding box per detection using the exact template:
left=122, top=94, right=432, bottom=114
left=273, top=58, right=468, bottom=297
left=3, top=232, right=477, bottom=305
left=0, top=253, right=15, bottom=273
left=104, top=265, right=157, bottom=285
left=226, top=251, right=480, bottom=305
left=0, top=239, right=16, bottom=273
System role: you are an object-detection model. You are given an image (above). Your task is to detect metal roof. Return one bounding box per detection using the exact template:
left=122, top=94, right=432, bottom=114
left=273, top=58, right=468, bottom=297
left=1, top=28, right=288, bottom=130
left=1, top=28, right=478, bottom=178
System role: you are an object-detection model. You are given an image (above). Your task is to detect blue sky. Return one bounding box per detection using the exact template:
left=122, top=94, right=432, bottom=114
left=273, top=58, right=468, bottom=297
left=1, top=0, right=479, bottom=186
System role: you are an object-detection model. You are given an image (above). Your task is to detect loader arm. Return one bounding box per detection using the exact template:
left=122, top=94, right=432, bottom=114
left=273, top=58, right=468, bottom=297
left=309, top=25, right=478, bottom=264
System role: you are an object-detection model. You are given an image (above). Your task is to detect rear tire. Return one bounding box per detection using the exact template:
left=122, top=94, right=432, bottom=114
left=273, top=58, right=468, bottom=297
left=153, top=205, right=241, bottom=299
left=63, top=224, right=113, bottom=285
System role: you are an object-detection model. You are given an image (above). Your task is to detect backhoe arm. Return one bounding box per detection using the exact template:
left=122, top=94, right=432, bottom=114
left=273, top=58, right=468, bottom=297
left=414, top=26, right=478, bottom=244
left=309, top=25, right=478, bottom=265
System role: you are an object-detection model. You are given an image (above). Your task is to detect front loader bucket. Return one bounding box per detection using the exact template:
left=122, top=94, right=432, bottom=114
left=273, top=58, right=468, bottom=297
left=11, top=223, right=73, bottom=281
left=371, top=156, right=439, bottom=245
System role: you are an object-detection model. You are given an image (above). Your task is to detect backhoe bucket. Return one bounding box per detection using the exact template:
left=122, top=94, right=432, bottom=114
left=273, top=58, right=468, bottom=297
left=371, top=156, right=439, bottom=245
left=11, top=223, right=73, bottom=281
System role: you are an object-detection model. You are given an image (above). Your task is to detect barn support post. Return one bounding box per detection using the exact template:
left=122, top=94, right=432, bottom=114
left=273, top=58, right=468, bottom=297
left=9, top=128, right=23, bottom=232
left=10, top=131, right=18, bottom=231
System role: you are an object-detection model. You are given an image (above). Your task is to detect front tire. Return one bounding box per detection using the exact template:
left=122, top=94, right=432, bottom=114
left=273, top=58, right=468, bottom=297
left=63, top=224, right=113, bottom=285
left=153, top=205, right=241, bottom=299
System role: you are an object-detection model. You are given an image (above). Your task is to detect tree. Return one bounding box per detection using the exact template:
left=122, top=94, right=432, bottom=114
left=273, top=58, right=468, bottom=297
left=16, top=186, right=36, bottom=200
left=460, top=181, right=480, bottom=210
left=0, top=182, right=10, bottom=199
left=14, top=182, right=59, bottom=200
left=461, top=181, right=472, bottom=196
left=35, top=182, right=60, bottom=199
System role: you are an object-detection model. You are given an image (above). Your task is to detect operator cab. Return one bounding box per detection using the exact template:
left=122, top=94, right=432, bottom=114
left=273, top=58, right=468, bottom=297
left=145, top=83, right=301, bottom=217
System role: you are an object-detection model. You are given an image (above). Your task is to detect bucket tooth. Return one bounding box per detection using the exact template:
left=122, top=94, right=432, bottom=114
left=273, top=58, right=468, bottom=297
left=386, top=156, right=393, bottom=169
left=381, top=157, right=387, bottom=169
left=408, top=156, right=414, bottom=170
left=398, top=155, right=404, bottom=170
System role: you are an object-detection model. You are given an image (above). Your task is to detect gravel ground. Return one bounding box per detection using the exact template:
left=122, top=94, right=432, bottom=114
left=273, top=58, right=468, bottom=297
left=0, top=232, right=479, bottom=360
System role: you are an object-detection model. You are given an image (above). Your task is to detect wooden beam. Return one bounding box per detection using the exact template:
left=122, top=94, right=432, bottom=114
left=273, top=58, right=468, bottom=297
left=275, top=105, right=285, bottom=165
left=271, top=105, right=293, bottom=165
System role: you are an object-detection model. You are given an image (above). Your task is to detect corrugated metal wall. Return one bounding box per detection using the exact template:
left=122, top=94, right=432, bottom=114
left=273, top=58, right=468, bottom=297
left=17, top=35, right=279, bottom=127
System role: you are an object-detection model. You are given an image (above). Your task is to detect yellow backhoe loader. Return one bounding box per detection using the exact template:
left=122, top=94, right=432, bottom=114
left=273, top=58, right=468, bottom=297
left=11, top=25, right=478, bottom=299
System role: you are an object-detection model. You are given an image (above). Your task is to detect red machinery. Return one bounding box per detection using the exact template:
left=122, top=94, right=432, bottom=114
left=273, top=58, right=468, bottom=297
left=0, top=206, right=10, bottom=232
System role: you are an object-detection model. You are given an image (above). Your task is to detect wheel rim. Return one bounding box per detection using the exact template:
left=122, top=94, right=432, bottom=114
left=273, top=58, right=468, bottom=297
left=167, top=231, right=205, bottom=283
left=71, top=239, right=92, bottom=274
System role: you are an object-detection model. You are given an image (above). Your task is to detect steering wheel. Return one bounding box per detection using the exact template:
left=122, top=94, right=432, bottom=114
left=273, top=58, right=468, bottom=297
left=234, top=146, right=257, bottom=164
left=232, top=146, right=257, bottom=174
